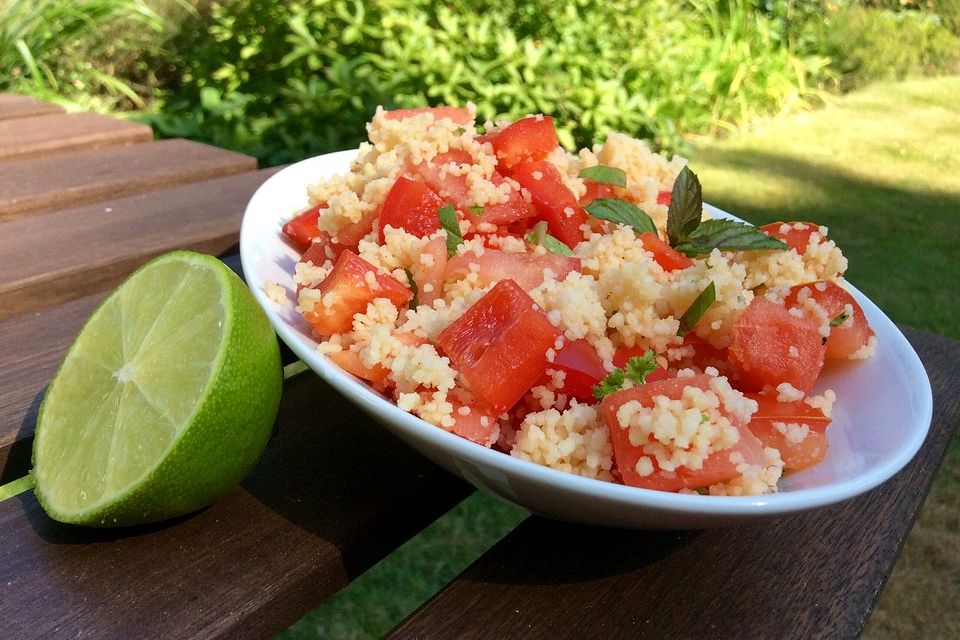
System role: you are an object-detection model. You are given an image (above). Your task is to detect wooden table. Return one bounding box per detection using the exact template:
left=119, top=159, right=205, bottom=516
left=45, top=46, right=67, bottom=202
left=1, top=95, right=957, bottom=639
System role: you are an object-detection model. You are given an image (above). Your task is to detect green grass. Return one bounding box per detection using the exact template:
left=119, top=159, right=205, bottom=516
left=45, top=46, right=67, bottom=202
left=278, top=76, right=960, bottom=639
left=278, top=492, right=525, bottom=639
left=691, top=76, right=960, bottom=340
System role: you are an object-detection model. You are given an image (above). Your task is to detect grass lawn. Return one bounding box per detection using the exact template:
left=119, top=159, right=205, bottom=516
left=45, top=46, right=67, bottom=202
left=279, top=76, right=960, bottom=639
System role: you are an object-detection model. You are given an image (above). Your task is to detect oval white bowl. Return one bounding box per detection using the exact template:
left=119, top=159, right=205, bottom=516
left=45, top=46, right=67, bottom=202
left=240, top=150, right=933, bottom=529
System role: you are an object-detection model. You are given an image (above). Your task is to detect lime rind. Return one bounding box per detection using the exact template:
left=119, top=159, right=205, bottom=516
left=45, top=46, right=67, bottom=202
left=32, top=251, right=282, bottom=526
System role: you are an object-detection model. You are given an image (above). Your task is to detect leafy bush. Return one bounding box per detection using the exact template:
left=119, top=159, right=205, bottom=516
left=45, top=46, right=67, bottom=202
left=144, top=0, right=832, bottom=164
left=815, top=2, right=960, bottom=90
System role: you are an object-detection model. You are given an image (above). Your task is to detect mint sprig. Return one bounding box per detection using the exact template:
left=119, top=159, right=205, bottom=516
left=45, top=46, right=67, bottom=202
left=677, top=281, right=716, bottom=337
left=667, top=166, right=703, bottom=247
left=525, top=221, right=574, bottom=256
left=585, top=198, right=657, bottom=235
left=665, top=166, right=787, bottom=256
left=438, top=204, right=462, bottom=257
left=578, top=165, right=627, bottom=188
left=593, top=350, right=658, bottom=399
left=673, top=219, right=788, bottom=257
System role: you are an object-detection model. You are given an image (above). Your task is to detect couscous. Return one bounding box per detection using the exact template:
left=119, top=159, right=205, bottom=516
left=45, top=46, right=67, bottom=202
left=279, top=105, right=876, bottom=496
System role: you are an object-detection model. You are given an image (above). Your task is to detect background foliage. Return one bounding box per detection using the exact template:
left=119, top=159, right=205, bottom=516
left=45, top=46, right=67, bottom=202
left=4, top=0, right=957, bottom=165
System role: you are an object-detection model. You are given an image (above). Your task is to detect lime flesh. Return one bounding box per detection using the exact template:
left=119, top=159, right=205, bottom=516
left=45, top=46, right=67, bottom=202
left=32, top=252, right=282, bottom=526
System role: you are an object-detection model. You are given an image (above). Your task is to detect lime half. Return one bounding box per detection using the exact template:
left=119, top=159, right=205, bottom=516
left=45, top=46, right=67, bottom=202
left=32, top=251, right=282, bottom=526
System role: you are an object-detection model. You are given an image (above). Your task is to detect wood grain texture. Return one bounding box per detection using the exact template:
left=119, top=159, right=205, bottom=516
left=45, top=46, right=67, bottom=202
left=0, top=112, right=152, bottom=160
left=388, top=328, right=960, bottom=640
left=0, top=95, right=63, bottom=120
left=0, top=139, right=256, bottom=221
left=0, top=372, right=474, bottom=639
left=0, top=167, right=282, bottom=320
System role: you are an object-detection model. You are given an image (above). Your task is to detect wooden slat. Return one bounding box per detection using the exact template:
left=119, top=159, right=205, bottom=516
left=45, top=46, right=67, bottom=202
left=0, top=139, right=256, bottom=221
left=0, top=167, right=282, bottom=320
left=0, top=112, right=152, bottom=160
left=0, top=95, right=63, bottom=121
left=0, top=371, right=474, bottom=639
left=388, top=329, right=960, bottom=640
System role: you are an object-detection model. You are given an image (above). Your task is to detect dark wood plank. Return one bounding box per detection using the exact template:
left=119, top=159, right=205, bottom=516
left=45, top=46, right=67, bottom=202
left=0, top=371, right=474, bottom=639
left=0, top=167, right=282, bottom=320
left=0, top=112, right=153, bottom=160
left=388, top=328, right=960, bottom=640
left=0, top=139, right=256, bottom=221
left=0, top=95, right=63, bottom=120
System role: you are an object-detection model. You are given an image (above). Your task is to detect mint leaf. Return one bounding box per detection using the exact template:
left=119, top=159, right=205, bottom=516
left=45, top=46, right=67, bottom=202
left=677, top=281, right=716, bottom=337
left=673, top=219, right=788, bottom=257
left=469, top=204, right=484, bottom=216
left=438, top=204, right=462, bottom=257
left=578, top=165, right=627, bottom=188
left=830, top=311, right=850, bottom=327
left=625, top=351, right=658, bottom=384
left=667, top=165, right=703, bottom=247
left=525, top=221, right=574, bottom=256
left=585, top=198, right=656, bottom=234
left=404, top=268, right=419, bottom=309
left=593, top=368, right=625, bottom=400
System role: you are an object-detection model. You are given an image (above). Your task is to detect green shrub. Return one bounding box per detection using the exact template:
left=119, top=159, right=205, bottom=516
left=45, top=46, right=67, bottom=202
left=816, top=3, right=960, bottom=89
left=143, top=0, right=832, bottom=164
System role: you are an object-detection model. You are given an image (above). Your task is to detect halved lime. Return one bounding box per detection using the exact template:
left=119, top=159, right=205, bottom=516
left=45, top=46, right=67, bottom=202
left=32, top=251, right=282, bottom=526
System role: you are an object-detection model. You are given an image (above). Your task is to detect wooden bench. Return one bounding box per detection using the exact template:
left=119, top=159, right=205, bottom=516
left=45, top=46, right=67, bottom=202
left=1, top=95, right=957, bottom=639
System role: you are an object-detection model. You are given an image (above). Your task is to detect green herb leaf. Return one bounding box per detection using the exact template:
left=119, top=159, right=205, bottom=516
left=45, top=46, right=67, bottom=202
left=469, top=204, right=485, bottom=216
left=830, top=311, right=850, bottom=327
left=585, top=198, right=656, bottom=234
left=578, top=165, right=627, bottom=188
left=404, top=268, right=419, bottom=309
left=625, top=351, right=658, bottom=384
left=593, top=368, right=625, bottom=400
left=525, top=221, right=574, bottom=256
left=666, top=165, right=703, bottom=247
left=592, top=349, right=659, bottom=399
left=673, top=219, right=789, bottom=257
left=438, top=204, right=462, bottom=257
left=454, top=126, right=466, bottom=136
left=677, top=281, right=716, bottom=337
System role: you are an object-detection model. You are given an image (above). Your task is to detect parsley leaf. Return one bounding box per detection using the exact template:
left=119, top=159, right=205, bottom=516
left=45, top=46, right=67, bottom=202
left=438, top=204, right=462, bottom=257
left=593, top=349, right=658, bottom=399
left=578, top=165, right=627, bottom=188
left=454, top=126, right=466, bottom=136
left=677, top=281, right=716, bottom=337
left=666, top=165, right=703, bottom=247
left=673, top=219, right=788, bottom=257
left=585, top=198, right=657, bottom=234
left=593, top=368, right=625, bottom=400
left=404, top=268, right=419, bottom=309
left=469, top=204, right=485, bottom=216
left=625, top=351, right=658, bottom=384
left=830, top=311, right=850, bottom=327
left=525, top=221, right=574, bottom=256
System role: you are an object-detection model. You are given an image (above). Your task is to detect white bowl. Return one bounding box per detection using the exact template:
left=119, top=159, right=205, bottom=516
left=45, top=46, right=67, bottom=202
left=240, top=151, right=933, bottom=529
